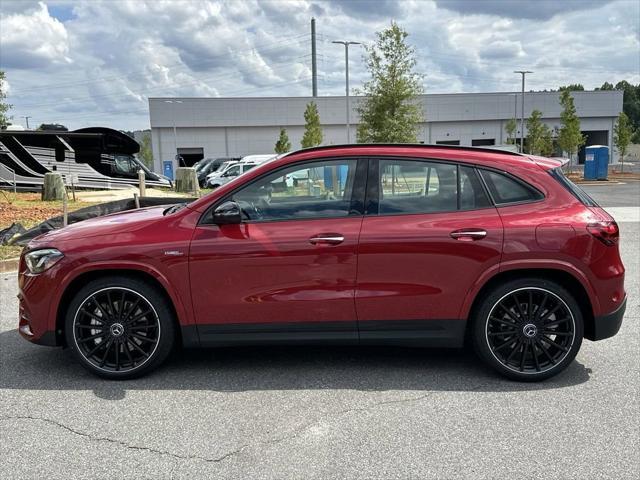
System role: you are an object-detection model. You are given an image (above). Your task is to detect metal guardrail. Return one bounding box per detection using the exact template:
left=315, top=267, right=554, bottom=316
left=0, top=165, right=17, bottom=194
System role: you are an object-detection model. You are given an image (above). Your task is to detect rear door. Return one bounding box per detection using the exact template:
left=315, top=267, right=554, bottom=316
left=355, top=157, right=503, bottom=345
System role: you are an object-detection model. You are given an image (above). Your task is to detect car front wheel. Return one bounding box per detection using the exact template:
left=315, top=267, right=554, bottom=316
left=64, top=276, right=176, bottom=379
left=472, top=277, right=584, bottom=381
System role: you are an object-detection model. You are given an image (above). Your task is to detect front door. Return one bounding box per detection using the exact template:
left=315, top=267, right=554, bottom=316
left=356, top=157, right=503, bottom=346
left=189, top=158, right=366, bottom=345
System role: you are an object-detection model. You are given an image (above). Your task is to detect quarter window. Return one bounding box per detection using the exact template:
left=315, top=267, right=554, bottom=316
left=230, top=159, right=357, bottom=221
left=479, top=170, right=542, bottom=205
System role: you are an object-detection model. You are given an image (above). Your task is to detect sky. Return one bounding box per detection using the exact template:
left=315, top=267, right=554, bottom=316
left=0, top=0, right=638, bottom=131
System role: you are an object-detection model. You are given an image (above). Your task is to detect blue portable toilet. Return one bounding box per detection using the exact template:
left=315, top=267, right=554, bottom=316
left=584, top=145, right=609, bottom=181
left=163, top=160, right=174, bottom=181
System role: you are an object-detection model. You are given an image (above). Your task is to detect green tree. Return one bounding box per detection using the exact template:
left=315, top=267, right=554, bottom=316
left=558, top=84, right=585, bottom=92
left=301, top=102, right=323, bottom=148
left=505, top=118, right=518, bottom=145
left=0, top=71, right=12, bottom=128
left=139, top=132, right=154, bottom=168
left=615, top=80, right=640, bottom=133
left=597, top=82, right=615, bottom=91
left=525, top=110, right=553, bottom=156
left=274, top=128, right=291, bottom=154
left=356, top=22, right=423, bottom=143
left=557, top=90, right=585, bottom=170
left=613, top=111, right=632, bottom=173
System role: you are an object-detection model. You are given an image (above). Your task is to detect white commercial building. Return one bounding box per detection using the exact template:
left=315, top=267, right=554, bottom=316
left=148, top=90, right=623, bottom=174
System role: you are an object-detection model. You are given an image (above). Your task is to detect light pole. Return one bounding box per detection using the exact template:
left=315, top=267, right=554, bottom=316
left=164, top=100, right=183, bottom=165
left=332, top=40, right=360, bottom=143
left=514, top=71, right=532, bottom=153
left=22, top=116, right=31, bottom=129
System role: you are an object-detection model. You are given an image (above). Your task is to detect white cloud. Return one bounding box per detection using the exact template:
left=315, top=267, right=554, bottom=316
left=0, top=0, right=637, bottom=131
left=0, top=1, right=71, bottom=68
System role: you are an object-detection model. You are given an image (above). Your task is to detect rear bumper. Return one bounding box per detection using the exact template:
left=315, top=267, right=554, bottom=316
left=591, top=296, right=626, bottom=341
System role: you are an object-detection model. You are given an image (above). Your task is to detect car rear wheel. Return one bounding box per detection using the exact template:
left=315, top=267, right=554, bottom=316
left=65, top=276, right=176, bottom=379
left=472, top=278, right=583, bottom=381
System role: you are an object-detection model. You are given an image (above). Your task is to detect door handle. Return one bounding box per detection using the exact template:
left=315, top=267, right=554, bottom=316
left=309, top=234, right=345, bottom=245
left=450, top=229, right=487, bottom=241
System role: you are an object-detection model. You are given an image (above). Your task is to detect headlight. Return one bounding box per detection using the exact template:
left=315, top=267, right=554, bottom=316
left=24, top=248, right=64, bottom=274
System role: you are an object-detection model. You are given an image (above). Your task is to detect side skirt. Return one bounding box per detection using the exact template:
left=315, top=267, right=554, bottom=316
left=181, top=319, right=466, bottom=349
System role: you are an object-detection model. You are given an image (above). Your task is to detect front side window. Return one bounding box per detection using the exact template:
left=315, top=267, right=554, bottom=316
left=230, top=159, right=357, bottom=222
left=223, top=165, right=241, bottom=177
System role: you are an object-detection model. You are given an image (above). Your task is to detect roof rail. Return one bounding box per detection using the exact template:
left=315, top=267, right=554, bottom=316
left=285, top=143, right=526, bottom=158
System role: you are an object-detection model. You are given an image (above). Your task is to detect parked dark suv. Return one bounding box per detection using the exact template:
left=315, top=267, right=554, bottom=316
left=18, top=145, right=626, bottom=381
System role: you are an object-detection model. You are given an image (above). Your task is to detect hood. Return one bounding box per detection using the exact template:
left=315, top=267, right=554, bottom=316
left=34, top=206, right=167, bottom=244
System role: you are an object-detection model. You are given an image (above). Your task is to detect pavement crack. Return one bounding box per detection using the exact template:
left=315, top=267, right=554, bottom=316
left=0, top=415, right=248, bottom=464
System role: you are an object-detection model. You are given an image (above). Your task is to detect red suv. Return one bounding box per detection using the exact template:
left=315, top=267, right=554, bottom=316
left=17, top=145, right=626, bottom=381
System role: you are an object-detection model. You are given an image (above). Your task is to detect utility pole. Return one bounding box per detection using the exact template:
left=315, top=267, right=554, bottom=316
left=164, top=100, right=183, bottom=166
left=311, top=18, right=318, bottom=97
left=22, top=116, right=31, bottom=129
left=332, top=40, right=360, bottom=143
left=514, top=70, right=532, bottom=153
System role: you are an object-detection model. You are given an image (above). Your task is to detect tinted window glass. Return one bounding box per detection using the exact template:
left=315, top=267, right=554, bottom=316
left=231, top=159, right=357, bottom=221
left=379, top=160, right=457, bottom=214
left=459, top=166, right=491, bottom=209
left=480, top=170, right=541, bottom=204
left=549, top=167, right=599, bottom=206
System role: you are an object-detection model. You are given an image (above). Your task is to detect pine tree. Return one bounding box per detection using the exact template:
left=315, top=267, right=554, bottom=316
left=613, top=112, right=632, bottom=173
left=356, top=22, right=423, bottom=143
left=557, top=90, right=585, bottom=170
left=301, top=102, right=323, bottom=148
left=274, top=128, right=292, bottom=154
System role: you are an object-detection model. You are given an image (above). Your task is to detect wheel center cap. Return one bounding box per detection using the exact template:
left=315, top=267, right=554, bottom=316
left=110, top=323, right=124, bottom=337
left=523, top=323, right=537, bottom=338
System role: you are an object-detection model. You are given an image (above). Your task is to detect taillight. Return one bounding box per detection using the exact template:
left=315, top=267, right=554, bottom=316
left=587, top=221, right=619, bottom=246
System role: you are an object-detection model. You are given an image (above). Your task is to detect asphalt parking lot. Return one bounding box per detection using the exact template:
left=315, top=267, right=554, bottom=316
left=1, top=182, right=638, bottom=479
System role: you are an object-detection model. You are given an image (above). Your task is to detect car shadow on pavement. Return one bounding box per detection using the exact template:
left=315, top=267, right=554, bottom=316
left=0, top=329, right=591, bottom=400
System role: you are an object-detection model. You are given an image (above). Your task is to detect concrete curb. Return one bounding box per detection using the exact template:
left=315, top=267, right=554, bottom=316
left=0, top=257, right=19, bottom=273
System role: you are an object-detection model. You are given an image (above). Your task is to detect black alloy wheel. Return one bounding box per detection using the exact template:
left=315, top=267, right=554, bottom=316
left=66, top=277, right=175, bottom=379
left=473, top=278, right=583, bottom=381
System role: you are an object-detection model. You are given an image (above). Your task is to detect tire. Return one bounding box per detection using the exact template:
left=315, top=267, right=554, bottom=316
left=471, top=277, right=583, bottom=381
left=64, top=276, right=176, bottom=379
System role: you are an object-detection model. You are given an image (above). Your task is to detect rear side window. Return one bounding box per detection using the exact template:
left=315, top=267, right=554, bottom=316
left=549, top=167, right=599, bottom=206
left=479, top=170, right=542, bottom=205
left=377, top=160, right=492, bottom=214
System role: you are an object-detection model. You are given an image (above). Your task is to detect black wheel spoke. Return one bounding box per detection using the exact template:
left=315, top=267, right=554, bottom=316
left=90, top=295, right=111, bottom=321
left=544, top=318, right=571, bottom=328
left=519, top=342, right=527, bottom=371
left=527, top=290, right=534, bottom=321
left=505, top=339, right=522, bottom=363
left=531, top=342, right=540, bottom=372
left=493, top=338, right=516, bottom=352
left=541, top=304, right=561, bottom=323
left=77, top=332, right=104, bottom=344
left=80, top=308, right=106, bottom=324
left=541, top=336, right=569, bottom=352
left=488, top=331, right=516, bottom=337
left=536, top=339, right=556, bottom=364
left=534, top=293, right=549, bottom=321
left=512, top=292, right=527, bottom=321
left=74, top=288, right=159, bottom=372
left=498, top=302, right=520, bottom=323
left=542, top=330, right=573, bottom=336
left=127, top=339, right=150, bottom=358
left=490, top=318, right=518, bottom=329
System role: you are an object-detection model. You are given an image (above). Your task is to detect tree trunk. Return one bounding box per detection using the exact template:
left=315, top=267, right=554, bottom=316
left=42, top=172, right=66, bottom=201
left=175, top=167, right=199, bottom=194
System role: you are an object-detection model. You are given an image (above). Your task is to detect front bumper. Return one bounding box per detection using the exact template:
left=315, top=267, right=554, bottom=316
left=591, top=296, right=626, bottom=341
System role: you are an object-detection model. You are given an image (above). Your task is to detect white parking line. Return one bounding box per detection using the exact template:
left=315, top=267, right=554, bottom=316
left=603, top=207, right=640, bottom=223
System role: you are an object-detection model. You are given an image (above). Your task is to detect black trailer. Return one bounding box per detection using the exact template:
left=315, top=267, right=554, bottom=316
left=0, top=127, right=171, bottom=191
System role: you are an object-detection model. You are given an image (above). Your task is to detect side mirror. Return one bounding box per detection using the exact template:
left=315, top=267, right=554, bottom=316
left=212, top=201, right=242, bottom=225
